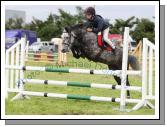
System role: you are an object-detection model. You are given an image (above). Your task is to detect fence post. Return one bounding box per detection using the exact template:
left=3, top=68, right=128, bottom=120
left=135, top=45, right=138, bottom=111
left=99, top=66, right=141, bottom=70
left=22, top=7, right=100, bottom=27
left=15, top=44, right=20, bottom=89
left=10, top=49, right=14, bottom=89
left=5, top=51, right=9, bottom=99
left=120, top=27, right=129, bottom=111
left=19, top=38, right=26, bottom=91
left=148, top=43, right=153, bottom=97
left=142, top=38, right=148, bottom=101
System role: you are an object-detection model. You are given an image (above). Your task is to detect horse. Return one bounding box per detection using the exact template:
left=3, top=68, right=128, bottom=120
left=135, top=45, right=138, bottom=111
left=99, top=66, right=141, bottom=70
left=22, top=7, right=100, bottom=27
left=61, top=23, right=139, bottom=98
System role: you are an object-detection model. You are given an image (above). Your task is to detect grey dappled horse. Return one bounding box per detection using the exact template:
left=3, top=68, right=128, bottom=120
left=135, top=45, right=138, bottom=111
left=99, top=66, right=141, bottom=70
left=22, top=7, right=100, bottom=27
left=61, top=24, right=139, bottom=98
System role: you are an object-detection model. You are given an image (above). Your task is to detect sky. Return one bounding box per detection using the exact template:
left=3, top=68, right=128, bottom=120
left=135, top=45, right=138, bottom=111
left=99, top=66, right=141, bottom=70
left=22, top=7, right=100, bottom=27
left=5, top=5, right=155, bottom=24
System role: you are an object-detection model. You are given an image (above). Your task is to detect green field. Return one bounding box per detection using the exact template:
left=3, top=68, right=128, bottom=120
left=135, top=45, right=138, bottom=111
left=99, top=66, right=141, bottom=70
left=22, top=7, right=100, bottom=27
left=6, top=53, right=155, bottom=115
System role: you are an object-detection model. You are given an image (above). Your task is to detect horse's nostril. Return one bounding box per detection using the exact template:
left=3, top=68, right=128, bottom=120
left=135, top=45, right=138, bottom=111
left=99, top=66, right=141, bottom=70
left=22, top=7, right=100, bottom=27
left=61, top=49, right=66, bottom=53
left=62, top=48, right=69, bottom=53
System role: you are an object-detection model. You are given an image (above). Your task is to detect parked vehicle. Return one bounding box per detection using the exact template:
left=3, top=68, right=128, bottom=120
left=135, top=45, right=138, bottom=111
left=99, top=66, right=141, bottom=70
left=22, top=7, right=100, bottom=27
left=28, top=41, right=57, bottom=52
left=5, top=29, right=37, bottom=49
left=109, top=34, right=137, bottom=51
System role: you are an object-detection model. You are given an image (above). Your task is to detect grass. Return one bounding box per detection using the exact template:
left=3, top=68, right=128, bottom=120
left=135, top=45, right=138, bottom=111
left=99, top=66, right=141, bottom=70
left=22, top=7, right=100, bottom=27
left=5, top=53, right=155, bottom=115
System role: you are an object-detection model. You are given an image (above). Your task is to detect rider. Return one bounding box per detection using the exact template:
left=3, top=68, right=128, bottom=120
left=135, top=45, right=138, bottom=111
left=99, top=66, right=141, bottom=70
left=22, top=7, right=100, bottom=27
left=84, top=7, right=115, bottom=50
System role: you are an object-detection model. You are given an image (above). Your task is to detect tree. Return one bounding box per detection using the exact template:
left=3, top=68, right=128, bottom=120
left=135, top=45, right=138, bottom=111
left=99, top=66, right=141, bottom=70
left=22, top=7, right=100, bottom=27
left=5, top=6, right=155, bottom=43
left=58, top=9, right=76, bottom=26
left=6, top=18, right=24, bottom=29
left=5, top=6, right=89, bottom=40
left=74, top=6, right=85, bottom=23
left=131, top=18, right=155, bottom=43
left=109, top=16, right=138, bottom=34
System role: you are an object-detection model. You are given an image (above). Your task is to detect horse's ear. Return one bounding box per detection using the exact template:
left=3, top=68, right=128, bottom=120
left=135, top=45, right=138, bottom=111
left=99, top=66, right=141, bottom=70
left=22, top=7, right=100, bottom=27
left=65, top=27, right=70, bottom=33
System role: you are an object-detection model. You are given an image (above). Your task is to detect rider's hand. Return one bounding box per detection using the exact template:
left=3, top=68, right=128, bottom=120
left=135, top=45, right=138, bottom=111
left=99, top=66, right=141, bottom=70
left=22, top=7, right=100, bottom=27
left=87, top=28, right=92, bottom=32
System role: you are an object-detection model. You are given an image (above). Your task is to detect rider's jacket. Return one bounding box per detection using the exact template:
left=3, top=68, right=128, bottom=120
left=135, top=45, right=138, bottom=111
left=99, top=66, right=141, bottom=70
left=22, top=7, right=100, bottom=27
left=86, top=15, right=109, bottom=34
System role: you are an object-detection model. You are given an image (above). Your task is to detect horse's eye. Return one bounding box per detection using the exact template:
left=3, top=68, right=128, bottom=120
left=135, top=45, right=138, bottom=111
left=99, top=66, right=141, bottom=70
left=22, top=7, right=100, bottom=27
left=61, top=33, right=69, bottom=39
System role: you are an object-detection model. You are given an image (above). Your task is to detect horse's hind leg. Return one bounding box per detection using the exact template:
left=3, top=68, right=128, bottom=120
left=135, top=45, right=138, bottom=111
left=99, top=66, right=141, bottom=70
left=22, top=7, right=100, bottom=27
left=113, top=76, right=121, bottom=85
left=108, top=65, right=130, bottom=98
left=113, top=76, right=130, bottom=98
left=126, top=75, right=130, bottom=98
left=126, top=63, right=131, bottom=98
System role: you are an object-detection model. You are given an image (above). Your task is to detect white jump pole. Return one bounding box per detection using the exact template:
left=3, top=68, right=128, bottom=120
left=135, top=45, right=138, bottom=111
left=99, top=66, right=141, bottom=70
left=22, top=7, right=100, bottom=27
left=120, top=27, right=129, bottom=111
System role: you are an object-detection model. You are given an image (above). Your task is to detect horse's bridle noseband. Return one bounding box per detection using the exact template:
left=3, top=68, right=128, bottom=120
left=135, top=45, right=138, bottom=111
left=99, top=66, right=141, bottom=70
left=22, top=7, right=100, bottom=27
left=62, top=31, right=77, bottom=47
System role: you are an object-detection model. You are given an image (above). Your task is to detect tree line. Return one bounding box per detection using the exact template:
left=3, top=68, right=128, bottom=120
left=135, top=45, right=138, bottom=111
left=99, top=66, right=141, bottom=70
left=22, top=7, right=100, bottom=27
left=5, top=6, right=155, bottom=43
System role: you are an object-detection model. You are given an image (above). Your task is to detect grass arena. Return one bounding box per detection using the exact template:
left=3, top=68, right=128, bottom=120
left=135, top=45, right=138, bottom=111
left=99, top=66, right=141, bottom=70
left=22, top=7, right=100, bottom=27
left=5, top=28, right=155, bottom=115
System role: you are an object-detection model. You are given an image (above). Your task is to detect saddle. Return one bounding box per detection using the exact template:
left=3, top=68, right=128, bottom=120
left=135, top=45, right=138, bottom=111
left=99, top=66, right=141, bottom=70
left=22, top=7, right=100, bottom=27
left=97, top=32, right=112, bottom=51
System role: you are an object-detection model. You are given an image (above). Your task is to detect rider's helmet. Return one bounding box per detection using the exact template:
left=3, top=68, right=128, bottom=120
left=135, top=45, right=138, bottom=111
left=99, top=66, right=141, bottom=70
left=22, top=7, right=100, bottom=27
left=84, top=7, right=96, bottom=16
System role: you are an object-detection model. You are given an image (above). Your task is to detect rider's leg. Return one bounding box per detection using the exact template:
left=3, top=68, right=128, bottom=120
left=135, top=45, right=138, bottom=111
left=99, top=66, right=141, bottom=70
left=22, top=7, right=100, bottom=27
left=103, top=27, right=115, bottom=49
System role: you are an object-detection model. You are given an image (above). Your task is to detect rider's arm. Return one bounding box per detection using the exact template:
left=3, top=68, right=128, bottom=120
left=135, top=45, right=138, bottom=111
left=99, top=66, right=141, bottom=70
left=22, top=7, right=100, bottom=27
left=83, top=21, right=92, bottom=28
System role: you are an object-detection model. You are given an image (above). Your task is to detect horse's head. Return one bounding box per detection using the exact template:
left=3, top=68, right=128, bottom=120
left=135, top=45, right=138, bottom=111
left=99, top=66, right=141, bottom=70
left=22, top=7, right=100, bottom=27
left=61, top=27, right=77, bottom=53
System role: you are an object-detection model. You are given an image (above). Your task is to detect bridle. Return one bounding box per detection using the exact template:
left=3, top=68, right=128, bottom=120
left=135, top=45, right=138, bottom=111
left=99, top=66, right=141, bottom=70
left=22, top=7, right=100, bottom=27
left=62, top=31, right=77, bottom=48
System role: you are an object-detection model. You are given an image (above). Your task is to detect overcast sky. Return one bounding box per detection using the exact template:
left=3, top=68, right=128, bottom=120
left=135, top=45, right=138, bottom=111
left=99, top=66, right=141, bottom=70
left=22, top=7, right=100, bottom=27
left=5, top=5, right=155, bottom=23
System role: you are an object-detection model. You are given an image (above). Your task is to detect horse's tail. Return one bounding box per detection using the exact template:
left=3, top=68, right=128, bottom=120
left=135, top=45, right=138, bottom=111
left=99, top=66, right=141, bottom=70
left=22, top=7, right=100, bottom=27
left=128, top=55, right=140, bottom=70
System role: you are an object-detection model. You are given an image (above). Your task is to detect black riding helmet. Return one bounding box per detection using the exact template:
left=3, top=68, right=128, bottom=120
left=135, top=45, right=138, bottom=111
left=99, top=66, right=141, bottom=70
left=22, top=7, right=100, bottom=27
left=84, top=7, right=96, bottom=16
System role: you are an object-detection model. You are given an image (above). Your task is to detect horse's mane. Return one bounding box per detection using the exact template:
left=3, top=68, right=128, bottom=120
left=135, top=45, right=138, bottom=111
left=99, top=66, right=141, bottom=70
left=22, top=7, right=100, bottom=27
left=65, top=23, right=87, bottom=33
left=71, top=23, right=84, bottom=29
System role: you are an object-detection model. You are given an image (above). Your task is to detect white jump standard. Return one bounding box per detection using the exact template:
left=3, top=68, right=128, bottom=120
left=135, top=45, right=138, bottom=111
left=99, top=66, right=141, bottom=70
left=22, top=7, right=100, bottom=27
left=5, top=27, right=155, bottom=112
